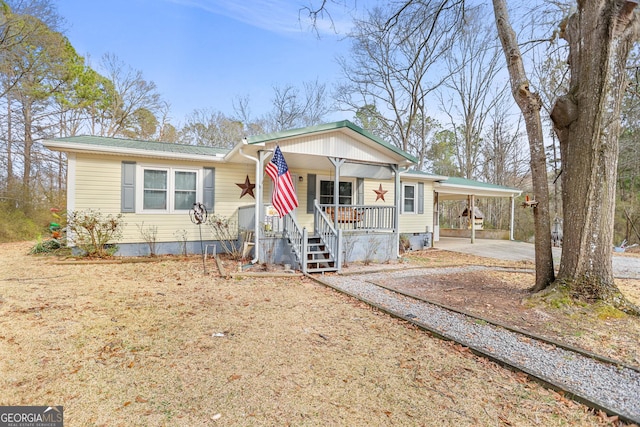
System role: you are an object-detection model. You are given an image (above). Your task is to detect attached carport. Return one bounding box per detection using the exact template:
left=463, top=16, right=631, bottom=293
left=433, top=177, right=522, bottom=244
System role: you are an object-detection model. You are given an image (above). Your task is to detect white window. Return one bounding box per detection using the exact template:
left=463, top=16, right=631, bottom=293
left=319, top=179, right=354, bottom=205
left=143, top=169, right=168, bottom=210
left=174, top=171, right=197, bottom=210
left=138, top=166, right=200, bottom=213
left=402, top=183, right=417, bottom=214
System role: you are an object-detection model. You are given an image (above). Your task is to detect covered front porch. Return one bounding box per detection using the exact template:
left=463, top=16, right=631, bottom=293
left=231, top=121, right=419, bottom=273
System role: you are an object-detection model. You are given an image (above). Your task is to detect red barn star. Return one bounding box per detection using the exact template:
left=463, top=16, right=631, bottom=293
left=236, top=175, right=255, bottom=198
left=373, top=184, right=387, bottom=202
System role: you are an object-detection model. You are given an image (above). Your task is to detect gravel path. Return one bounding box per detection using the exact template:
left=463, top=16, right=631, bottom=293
left=319, top=267, right=640, bottom=424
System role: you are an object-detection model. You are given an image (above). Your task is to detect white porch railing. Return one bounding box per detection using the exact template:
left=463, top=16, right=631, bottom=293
left=319, top=204, right=396, bottom=231
left=282, top=213, right=305, bottom=269
left=313, top=201, right=342, bottom=269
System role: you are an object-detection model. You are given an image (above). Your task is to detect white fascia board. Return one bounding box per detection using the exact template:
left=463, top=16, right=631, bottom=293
left=435, top=182, right=522, bottom=198
left=400, top=171, right=449, bottom=181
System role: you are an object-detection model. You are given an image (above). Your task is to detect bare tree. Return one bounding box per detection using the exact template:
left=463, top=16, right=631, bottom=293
left=232, top=94, right=267, bottom=136
left=334, top=2, right=463, bottom=156
left=438, top=5, right=507, bottom=180
left=481, top=100, right=529, bottom=231
left=179, top=109, right=243, bottom=148
left=482, top=102, right=529, bottom=189
left=95, top=53, right=162, bottom=138
left=493, top=0, right=555, bottom=292
left=617, top=55, right=640, bottom=244
left=157, top=102, right=178, bottom=142
left=532, top=47, right=570, bottom=219
left=265, top=79, right=330, bottom=132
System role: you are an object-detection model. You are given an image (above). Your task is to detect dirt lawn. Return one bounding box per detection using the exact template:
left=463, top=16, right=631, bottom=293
left=384, top=250, right=640, bottom=368
left=0, top=241, right=636, bottom=426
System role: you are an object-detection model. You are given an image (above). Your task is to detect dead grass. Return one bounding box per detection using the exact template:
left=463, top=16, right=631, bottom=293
left=0, top=241, right=627, bottom=426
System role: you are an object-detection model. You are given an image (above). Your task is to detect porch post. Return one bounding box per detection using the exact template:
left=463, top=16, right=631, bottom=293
left=470, top=194, right=476, bottom=244
left=328, top=157, right=345, bottom=230
left=510, top=195, right=515, bottom=241
left=258, top=150, right=271, bottom=263
left=393, top=164, right=400, bottom=259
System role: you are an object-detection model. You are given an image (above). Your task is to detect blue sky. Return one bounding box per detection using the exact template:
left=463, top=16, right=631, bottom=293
left=57, top=0, right=357, bottom=125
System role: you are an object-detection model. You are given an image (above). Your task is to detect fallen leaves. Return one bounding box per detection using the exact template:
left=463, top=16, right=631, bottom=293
left=0, top=242, right=621, bottom=426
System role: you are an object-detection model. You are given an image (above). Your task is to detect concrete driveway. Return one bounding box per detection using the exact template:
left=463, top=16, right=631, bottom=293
left=434, top=237, right=640, bottom=279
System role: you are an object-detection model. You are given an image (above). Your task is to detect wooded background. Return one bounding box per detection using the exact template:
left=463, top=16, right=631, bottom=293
left=1, top=0, right=639, bottom=247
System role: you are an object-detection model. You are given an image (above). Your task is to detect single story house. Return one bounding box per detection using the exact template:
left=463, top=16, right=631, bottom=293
left=43, top=120, right=521, bottom=273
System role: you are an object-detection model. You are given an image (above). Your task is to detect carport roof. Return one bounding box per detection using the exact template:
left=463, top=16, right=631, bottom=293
left=435, top=176, right=522, bottom=199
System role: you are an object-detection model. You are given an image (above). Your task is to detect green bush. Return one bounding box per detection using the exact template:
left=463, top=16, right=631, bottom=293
left=29, top=235, right=64, bottom=254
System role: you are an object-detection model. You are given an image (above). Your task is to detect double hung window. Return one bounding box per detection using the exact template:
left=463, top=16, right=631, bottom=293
left=402, top=183, right=416, bottom=213
left=140, top=167, right=199, bottom=213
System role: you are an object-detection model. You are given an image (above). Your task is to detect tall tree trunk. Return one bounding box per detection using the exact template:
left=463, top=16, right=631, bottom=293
left=493, top=0, right=555, bottom=291
left=6, top=93, right=13, bottom=191
left=22, top=100, right=33, bottom=210
left=552, top=1, right=640, bottom=311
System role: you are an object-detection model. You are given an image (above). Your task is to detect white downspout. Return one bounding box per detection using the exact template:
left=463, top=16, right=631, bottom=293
left=239, top=139, right=260, bottom=264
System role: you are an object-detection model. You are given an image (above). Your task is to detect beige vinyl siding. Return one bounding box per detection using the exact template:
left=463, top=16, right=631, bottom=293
left=72, top=154, right=435, bottom=244
left=399, top=179, right=435, bottom=234
left=362, top=178, right=435, bottom=233
left=363, top=179, right=395, bottom=205
left=284, top=131, right=400, bottom=165
left=74, top=154, right=122, bottom=211
left=214, top=164, right=256, bottom=218
left=72, top=155, right=259, bottom=244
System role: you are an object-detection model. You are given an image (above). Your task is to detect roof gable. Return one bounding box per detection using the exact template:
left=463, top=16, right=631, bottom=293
left=247, top=121, right=418, bottom=165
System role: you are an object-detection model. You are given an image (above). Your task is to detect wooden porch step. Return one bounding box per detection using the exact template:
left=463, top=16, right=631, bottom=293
left=306, top=267, right=338, bottom=273
left=304, top=234, right=337, bottom=273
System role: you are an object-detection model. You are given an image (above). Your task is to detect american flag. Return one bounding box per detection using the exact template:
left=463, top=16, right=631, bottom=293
left=265, top=146, right=299, bottom=217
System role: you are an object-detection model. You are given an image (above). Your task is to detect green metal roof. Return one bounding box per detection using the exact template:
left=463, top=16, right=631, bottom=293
left=50, top=135, right=230, bottom=157
left=440, top=176, right=521, bottom=193
left=402, top=168, right=448, bottom=180
left=246, top=120, right=419, bottom=164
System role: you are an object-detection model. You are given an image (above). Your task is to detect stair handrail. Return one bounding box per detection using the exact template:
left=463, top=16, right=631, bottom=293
left=282, top=212, right=304, bottom=263
left=314, top=200, right=341, bottom=269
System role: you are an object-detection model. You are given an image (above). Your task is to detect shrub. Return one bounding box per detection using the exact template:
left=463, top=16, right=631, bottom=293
left=399, top=234, right=411, bottom=253
left=206, top=214, right=242, bottom=260
left=29, top=235, right=63, bottom=254
left=67, top=210, right=124, bottom=258
left=137, top=222, right=158, bottom=257
left=174, top=229, right=188, bottom=257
